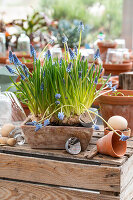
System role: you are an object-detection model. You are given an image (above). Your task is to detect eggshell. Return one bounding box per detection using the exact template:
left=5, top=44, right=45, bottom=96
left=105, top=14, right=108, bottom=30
left=0, top=137, right=8, bottom=145
left=108, top=116, right=128, bottom=131
left=1, top=124, right=15, bottom=137
left=7, top=138, right=17, bottom=146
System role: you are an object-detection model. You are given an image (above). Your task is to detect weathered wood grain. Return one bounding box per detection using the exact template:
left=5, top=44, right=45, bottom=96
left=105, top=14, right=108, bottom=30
left=121, top=154, right=133, bottom=192
left=120, top=178, right=133, bottom=200
left=0, top=153, right=120, bottom=192
left=0, top=179, right=120, bottom=200
left=119, top=72, right=133, bottom=90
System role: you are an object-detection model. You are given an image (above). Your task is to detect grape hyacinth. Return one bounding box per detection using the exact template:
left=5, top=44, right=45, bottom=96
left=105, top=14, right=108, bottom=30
left=94, top=49, right=100, bottom=60
left=30, top=44, right=37, bottom=61
left=120, top=133, right=130, bottom=141
left=62, top=35, right=68, bottom=44
left=69, top=48, right=75, bottom=60
left=35, top=123, right=42, bottom=132
left=9, top=51, right=13, bottom=63
left=55, top=93, right=61, bottom=99
left=5, top=65, right=16, bottom=74
left=44, top=119, right=50, bottom=127
left=58, top=112, right=64, bottom=120
left=78, top=21, right=84, bottom=32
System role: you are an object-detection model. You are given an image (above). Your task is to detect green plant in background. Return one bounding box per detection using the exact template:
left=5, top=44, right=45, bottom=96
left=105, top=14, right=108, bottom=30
left=41, top=0, right=123, bottom=41
left=49, top=19, right=89, bottom=48
left=12, top=10, right=48, bottom=41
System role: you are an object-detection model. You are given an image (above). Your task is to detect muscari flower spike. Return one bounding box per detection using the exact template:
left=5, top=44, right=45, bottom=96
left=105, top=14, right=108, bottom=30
left=55, top=100, right=60, bottom=105
left=79, top=71, right=82, bottom=78
left=78, top=21, right=84, bottom=32
left=49, top=39, right=54, bottom=45
left=69, top=48, right=75, bottom=60
left=74, top=46, right=78, bottom=56
left=106, top=81, right=112, bottom=88
left=26, top=121, right=37, bottom=126
left=62, top=35, right=68, bottom=44
left=94, top=77, right=98, bottom=84
left=9, top=51, right=13, bottom=63
left=81, top=56, right=85, bottom=62
left=59, top=57, right=62, bottom=66
left=13, top=54, right=22, bottom=66
left=58, top=111, right=64, bottom=120
left=30, top=44, right=37, bottom=61
left=5, top=65, right=16, bottom=74
left=119, top=133, right=130, bottom=141
left=20, top=74, right=26, bottom=81
left=55, top=93, right=61, bottom=99
left=46, top=50, right=51, bottom=60
left=44, top=119, right=50, bottom=127
left=93, top=124, right=100, bottom=130
left=41, top=82, right=44, bottom=91
left=94, top=49, right=100, bottom=60
left=111, top=85, right=117, bottom=92
left=65, top=44, right=68, bottom=52
left=66, top=62, right=72, bottom=73
left=22, top=64, right=29, bottom=78
left=35, top=123, right=42, bottom=132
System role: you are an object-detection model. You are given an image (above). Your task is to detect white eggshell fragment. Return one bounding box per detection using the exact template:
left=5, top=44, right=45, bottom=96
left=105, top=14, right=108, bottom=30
left=1, top=124, right=15, bottom=137
left=108, top=116, right=128, bottom=131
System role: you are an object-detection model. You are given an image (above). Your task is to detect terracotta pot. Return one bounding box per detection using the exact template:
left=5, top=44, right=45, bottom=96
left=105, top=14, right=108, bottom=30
left=98, top=90, right=133, bottom=136
left=96, top=79, right=118, bottom=90
left=97, top=41, right=117, bottom=62
left=21, top=119, right=93, bottom=150
left=21, top=103, right=30, bottom=117
left=97, top=130, right=127, bottom=157
left=103, top=61, right=132, bottom=75
left=0, top=57, right=7, bottom=64
left=104, top=127, right=131, bottom=137
left=15, top=52, right=31, bottom=59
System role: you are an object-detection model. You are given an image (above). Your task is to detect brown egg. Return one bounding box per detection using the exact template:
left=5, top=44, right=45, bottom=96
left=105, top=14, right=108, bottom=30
left=1, top=124, right=15, bottom=137
left=7, top=138, right=17, bottom=146
left=0, top=137, right=8, bottom=145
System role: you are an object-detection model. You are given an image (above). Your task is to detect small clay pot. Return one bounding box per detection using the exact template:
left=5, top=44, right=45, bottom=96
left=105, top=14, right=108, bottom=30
left=104, top=127, right=131, bottom=137
left=97, top=41, right=117, bottom=62
left=103, top=61, right=132, bottom=75
left=97, top=130, right=127, bottom=158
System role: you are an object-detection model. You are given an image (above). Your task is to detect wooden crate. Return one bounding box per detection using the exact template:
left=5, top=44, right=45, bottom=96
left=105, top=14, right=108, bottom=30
left=0, top=130, right=133, bottom=200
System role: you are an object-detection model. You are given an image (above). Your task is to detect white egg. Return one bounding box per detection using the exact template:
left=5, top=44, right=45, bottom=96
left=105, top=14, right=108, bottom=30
left=108, top=116, right=128, bottom=131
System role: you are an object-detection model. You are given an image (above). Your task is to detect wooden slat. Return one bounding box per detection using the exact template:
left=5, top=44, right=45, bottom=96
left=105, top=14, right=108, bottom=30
left=0, top=179, right=120, bottom=200
left=0, top=153, right=120, bottom=192
left=121, top=154, right=133, bottom=192
left=120, top=178, right=133, bottom=200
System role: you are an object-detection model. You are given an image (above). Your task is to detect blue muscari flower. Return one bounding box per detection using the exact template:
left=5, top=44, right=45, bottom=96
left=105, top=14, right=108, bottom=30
left=69, top=48, right=75, bottom=60
left=65, top=44, right=68, bottom=52
left=44, top=119, right=50, bottom=127
left=106, top=81, right=112, bottom=88
left=58, top=111, right=64, bottom=120
left=55, top=100, right=60, bottom=105
left=94, top=49, right=100, bottom=60
left=93, top=124, right=100, bottom=130
left=78, top=21, right=84, bottom=32
left=26, top=121, right=37, bottom=126
left=74, top=46, right=78, bottom=56
left=22, top=64, right=29, bottom=78
left=111, top=85, right=117, bottom=92
left=46, top=50, right=51, bottom=60
left=119, top=133, right=130, bottom=141
left=20, top=74, right=26, bottom=80
left=92, top=64, right=95, bottom=70
left=41, top=82, right=44, bottom=91
left=55, top=93, right=61, bottom=99
left=35, top=123, right=42, bottom=132
left=49, top=39, right=54, bottom=45
left=79, top=71, right=82, bottom=78
left=66, top=62, right=72, bottom=73
left=9, top=51, right=13, bottom=63
left=81, top=56, right=85, bottom=62
left=5, top=65, right=16, bottom=74
left=43, top=70, right=45, bottom=77
left=59, top=57, right=62, bottom=66
left=94, top=77, right=98, bottom=84
left=62, top=35, right=68, bottom=44
left=100, top=68, right=103, bottom=74
left=13, top=54, right=22, bottom=66
left=30, top=44, right=37, bottom=61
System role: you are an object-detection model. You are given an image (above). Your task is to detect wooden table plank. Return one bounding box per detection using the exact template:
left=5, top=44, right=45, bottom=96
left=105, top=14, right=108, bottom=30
left=0, top=179, right=120, bottom=200
left=0, top=153, right=120, bottom=192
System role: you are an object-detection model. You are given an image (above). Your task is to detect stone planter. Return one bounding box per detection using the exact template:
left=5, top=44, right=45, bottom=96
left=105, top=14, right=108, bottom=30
left=21, top=119, right=93, bottom=150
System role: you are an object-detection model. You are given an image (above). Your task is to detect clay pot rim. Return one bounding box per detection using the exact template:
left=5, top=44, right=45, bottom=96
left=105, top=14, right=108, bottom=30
left=104, top=127, right=131, bottom=136
left=97, top=41, right=117, bottom=47
left=99, top=89, right=133, bottom=98
left=103, top=61, right=132, bottom=67
left=109, top=130, right=127, bottom=157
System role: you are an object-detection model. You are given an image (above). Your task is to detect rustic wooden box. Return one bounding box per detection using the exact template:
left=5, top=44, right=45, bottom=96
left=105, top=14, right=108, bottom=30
left=0, top=130, right=132, bottom=200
